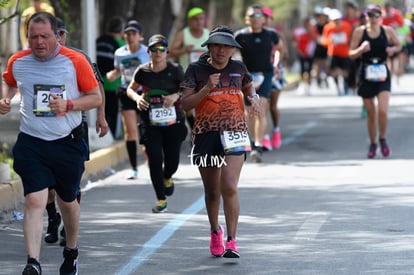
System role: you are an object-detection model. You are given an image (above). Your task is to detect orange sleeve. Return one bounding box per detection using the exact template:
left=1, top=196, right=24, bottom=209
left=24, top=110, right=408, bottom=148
left=395, top=11, right=404, bottom=27
left=75, top=56, right=99, bottom=93
left=1, top=50, right=32, bottom=87
left=60, top=47, right=98, bottom=93
left=321, top=23, right=332, bottom=47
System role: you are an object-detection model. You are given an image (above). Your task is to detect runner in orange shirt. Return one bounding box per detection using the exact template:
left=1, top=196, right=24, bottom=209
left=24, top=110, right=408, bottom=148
left=292, top=17, right=318, bottom=95
left=382, top=2, right=404, bottom=29
left=342, top=1, right=361, bottom=93
left=382, top=2, right=405, bottom=82
left=322, top=9, right=353, bottom=95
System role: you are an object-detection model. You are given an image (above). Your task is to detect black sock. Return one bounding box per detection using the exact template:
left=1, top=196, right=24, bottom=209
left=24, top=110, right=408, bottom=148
left=27, top=256, right=40, bottom=265
left=46, top=202, right=58, bottom=220
left=126, top=140, right=137, bottom=169
left=227, top=236, right=233, bottom=242
left=63, top=247, right=79, bottom=259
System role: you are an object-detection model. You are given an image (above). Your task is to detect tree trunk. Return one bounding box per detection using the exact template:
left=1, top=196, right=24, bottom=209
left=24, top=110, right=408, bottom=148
left=132, top=0, right=174, bottom=41
left=49, top=0, right=82, bottom=49
left=210, top=0, right=233, bottom=28
left=169, top=0, right=191, bottom=41
left=98, top=0, right=132, bottom=35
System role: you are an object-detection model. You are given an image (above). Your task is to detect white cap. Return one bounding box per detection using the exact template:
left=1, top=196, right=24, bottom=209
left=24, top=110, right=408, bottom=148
left=329, top=9, right=342, bottom=21
left=323, top=7, right=331, bottom=16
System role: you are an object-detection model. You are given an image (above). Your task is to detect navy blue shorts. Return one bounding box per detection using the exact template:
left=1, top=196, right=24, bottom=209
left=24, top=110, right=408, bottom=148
left=256, top=70, right=273, bottom=99
left=329, top=56, right=350, bottom=71
left=12, top=132, right=87, bottom=202
left=191, top=131, right=246, bottom=168
left=245, top=70, right=273, bottom=106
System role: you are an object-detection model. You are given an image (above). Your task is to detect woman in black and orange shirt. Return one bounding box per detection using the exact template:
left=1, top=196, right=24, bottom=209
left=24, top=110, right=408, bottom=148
left=180, top=25, right=260, bottom=258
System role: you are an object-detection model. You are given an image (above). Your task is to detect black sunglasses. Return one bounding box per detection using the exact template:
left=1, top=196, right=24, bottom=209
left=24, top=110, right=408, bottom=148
left=367, top=12, right=381, bottom=18
left=248, top=13, right=263, bottom=18
left=149, top=46, right=167, bottom=53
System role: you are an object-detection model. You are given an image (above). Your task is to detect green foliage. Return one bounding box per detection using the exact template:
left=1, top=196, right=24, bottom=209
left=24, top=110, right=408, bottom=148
left=0, top=143, right=12, bottom=167
left=0, top=143, right=11, bottom=163
left=0, top=143, right=17, bottom=180
left=0, top=0, right=12, bottom=8
left=251, top=0, right=296, bottom=21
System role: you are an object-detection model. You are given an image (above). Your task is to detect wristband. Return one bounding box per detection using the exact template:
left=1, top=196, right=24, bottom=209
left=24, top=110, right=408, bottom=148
left=249, top=93, right=259, bottom=99
left=66, top=100, right=74, bottom=112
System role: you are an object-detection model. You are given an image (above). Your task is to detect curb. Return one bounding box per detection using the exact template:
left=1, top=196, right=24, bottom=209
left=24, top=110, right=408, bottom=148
left=0, top=141, right=127, bottom=215
left=0, top=179, right=23, bottom=214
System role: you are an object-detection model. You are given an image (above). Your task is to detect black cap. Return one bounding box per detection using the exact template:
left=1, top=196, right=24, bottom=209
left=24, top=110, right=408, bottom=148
left=124, top=20, right=141, bottom=33
left=56, top=17, right=68, bottom=34
left=201, top=31, right=242, bottom=48
left=148, top=34, right=168, bottom=48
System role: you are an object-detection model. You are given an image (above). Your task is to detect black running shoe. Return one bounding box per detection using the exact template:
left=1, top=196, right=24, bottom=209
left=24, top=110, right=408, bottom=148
left=45, top=213, right=61, bottom=243
left=59, top=247, right=78, bottom=275
left=59, top=227, right=66, bottom=247
left=22, top=258, right=42, bottom=275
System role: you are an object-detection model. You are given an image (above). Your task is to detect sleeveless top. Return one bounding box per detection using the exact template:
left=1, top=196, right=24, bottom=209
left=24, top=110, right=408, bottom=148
left=178, top=27, right=209, bottom=70
left=360, top=26, right=388, bottom=64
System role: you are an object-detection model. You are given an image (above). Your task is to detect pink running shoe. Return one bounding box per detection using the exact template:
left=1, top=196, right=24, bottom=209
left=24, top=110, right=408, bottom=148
left=223, top=239, right=240, bottom=258
left=262, top=136, right=272, bottom=151
left=272, top=130, right=282, bottom=149
left=210, top=225, right=224, bottom=257
left=379, top=139, right=391, bottom=157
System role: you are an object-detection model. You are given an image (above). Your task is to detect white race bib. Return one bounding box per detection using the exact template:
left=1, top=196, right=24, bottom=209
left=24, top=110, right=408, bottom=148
left=149, top=104, right=177, bottom=126
left=33, top=84, right=66, bottom=117
left=220, top=131, right=251, bottom=153
left=365, top=64, right=387, bottom=82
left=331, top=32, right=347, bottom=45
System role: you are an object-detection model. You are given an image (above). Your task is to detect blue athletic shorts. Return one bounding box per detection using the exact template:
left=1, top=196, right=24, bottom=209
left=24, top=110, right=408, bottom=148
left=13, top=131, right=87, bottom=202
left=256, top=70, right=273, bottom=99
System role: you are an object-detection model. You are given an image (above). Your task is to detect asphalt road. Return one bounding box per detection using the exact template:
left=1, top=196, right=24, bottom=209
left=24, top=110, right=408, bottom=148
left=1, top=73, right=414, bottom=275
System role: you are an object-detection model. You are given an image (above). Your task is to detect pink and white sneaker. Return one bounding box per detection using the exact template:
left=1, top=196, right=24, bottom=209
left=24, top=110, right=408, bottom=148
left=223, top=239, right=240, bottom=258
left=272, top=130, right=282, bottom=149
left=210, top=225, right=224, bottom=257
left=262, top=135, right=272, bottom=151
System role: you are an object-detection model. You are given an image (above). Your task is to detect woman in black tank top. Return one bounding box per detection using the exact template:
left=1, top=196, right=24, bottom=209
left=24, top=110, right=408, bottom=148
left=349, top=4, right=401, bottom=159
